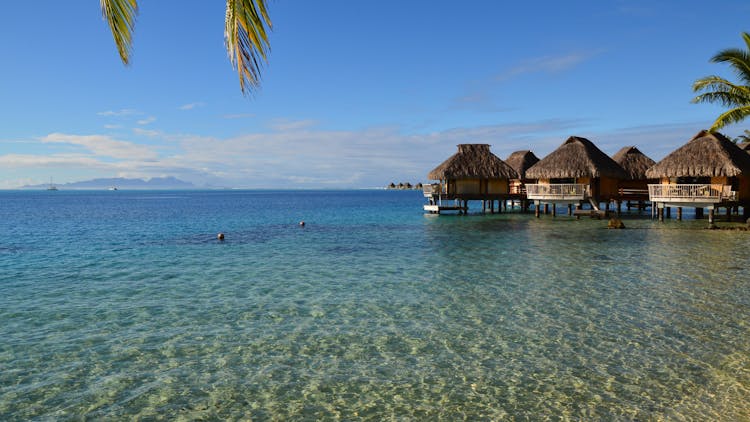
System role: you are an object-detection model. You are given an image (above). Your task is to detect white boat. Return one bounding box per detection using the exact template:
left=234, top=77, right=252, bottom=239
left=47, top=177, right=58, bottom=191
left=108, top=186, right=118, bottom=191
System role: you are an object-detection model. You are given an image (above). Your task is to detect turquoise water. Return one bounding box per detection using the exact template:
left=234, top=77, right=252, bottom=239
left=1, top=190, right=749, bottom=419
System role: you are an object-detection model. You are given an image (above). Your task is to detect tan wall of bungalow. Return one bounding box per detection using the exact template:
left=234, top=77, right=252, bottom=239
left=488, top=179, right=509, bottom=194
left=451, top=178, right=508, bottom=195
left=710, top=176, right=728, bottom=186
left=454, top=179, right=480, bottom=194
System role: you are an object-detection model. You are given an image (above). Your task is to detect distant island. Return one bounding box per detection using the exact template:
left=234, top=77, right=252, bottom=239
left=22, top=176, right=195, bottom=190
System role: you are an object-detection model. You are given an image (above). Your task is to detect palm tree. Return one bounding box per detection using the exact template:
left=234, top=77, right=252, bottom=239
left=100, top=0, right=271, bottom=95
left=692, top=32, right=750, bottom=131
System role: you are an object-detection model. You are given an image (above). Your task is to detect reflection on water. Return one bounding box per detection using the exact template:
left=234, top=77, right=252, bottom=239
left=1, top=191, right=749, bottom=419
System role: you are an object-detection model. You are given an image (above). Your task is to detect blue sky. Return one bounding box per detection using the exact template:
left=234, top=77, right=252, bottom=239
left=1, top=1, right=749, bottom=188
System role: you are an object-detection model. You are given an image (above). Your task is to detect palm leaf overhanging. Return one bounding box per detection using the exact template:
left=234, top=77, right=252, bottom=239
left=100, top=0, right=138, bottom=65
left=225, top=0, right=273, bottom=95
left=692, top=32, right=750, bottom=131
left=100, top=0, right=272, bottom=95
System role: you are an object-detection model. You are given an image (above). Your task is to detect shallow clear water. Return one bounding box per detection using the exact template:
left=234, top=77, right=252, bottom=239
left=1, top=190, right=749, bottom=419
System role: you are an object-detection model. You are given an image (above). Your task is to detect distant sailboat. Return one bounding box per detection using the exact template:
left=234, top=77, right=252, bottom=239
left=47, top=177, right=58, bottom=191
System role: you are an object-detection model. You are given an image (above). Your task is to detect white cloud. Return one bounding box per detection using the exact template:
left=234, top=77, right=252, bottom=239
left=97, top=109, right=141, bottom=117
left=268, top=119, right=319, bottom=131
left=179, top=102, right=205, bottom=110
left=40, top=133, right=158, bottom=160
left=495, top=51, right=603, bottom=81
left=137, top=116, right=156, bottom=125
left=3, top=119, right=706, bottom=189
left=133, top=128, right=161, bottom=137
left=0, top=153, right=107, bottom=168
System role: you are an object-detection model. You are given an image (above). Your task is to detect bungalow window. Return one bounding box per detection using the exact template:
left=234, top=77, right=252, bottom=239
left=676, top=177, right=710, bottom=184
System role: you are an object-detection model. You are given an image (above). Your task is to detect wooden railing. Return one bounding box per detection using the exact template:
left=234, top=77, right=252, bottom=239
left=525, top=184, right=589, bottom=200
left=647, top=184, right=735, bottom=203
left=510, top=185, right=526, bottom=195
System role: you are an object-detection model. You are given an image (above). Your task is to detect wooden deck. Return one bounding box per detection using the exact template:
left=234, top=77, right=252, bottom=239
left=423, top=204, right=465, bottom=214
left=648, top=184, right=735, bottom=207
left=525, top=183, right=589, bottom=203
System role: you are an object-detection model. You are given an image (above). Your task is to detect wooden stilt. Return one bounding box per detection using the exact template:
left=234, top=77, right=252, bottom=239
left=535, top=203, right=540, bottom=218
left=677, top=207, right=682, bottom=221
left=544, top=204, right=549, bottom=215
left=658, top=206, right=664, bottom=222
left=666, top=207, right=671, bottom=219
left=616, top=201, right=622, bottom=216
left=552, top=204, right=557, bottom=217
left=695, top=207, right=704, bottom=219
left=708, top=208, right=715, bottom=228
left=726, top=206, right=731, bottom=222
left=567, top=204, right=573, bottom=216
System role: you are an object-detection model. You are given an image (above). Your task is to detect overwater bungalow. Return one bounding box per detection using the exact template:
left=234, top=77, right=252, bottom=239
left=525, top=136, right=627, bottom=217
left=611, top=146, right=656, bottom=211
left=505, top=150, right=540, bottom=194
left=504, top=150, right=540, bottom=211
left=646, top=130, right=750, bottom=224
left=424, top=144, right=518, bottom=214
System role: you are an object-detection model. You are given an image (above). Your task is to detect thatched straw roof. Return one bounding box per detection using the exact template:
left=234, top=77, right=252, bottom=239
left=646, top=130, right=750, bottom=178
left=738, top=141, right=750, bottom=152
left=505, top=150, right=540, bottom=179
left=427, top=144, right=518, bottom=180
left=612, top=146, right=656, bottom=180
left=525, top=136, right=628, bottom=179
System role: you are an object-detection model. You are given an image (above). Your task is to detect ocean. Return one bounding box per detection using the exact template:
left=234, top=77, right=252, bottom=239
left=1, top=189, right=749, bottom=419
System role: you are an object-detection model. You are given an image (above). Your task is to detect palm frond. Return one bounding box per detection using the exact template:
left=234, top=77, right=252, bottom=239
left=225, top=0, right=272, bottom=95
left=100, top=0, right=138, bottom=65
left=711, top=48, right=750, bottom=85
left=693, top=91, right=750, bottom=108
left=692, top=76, right=750, bottom=107
left=692, top=75, right=742, bottom=93
left=710, top=106, right=750, bottom=131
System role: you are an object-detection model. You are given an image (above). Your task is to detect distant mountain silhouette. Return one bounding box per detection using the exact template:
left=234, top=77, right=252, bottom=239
left=22, top=176, right=195, bottom=190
